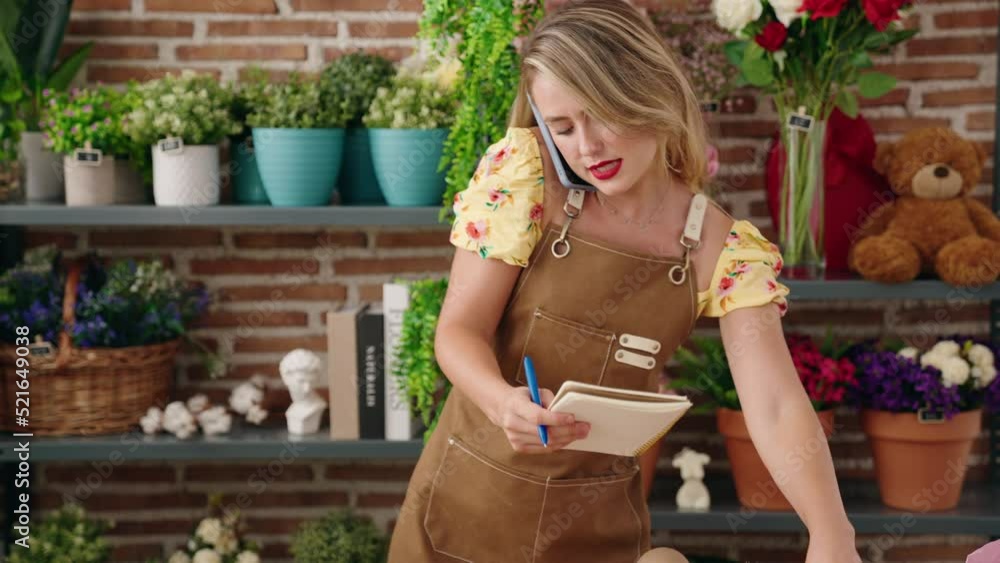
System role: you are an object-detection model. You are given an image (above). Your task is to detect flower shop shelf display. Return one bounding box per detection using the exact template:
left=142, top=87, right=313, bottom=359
left=125, top=71, right=241, bottom=207
left=40, top=85, right=147, bottom=206
left=0, top=246, right=211, bottom=436
left=714, top=0, right=917, bottom=277
left=364, top=74, right=457, bottom=207
left=671, top=334, right=855, bottom=511
left=246, top=71, right=350, bottom=207
left=849, top=338, right=1000, bottom=511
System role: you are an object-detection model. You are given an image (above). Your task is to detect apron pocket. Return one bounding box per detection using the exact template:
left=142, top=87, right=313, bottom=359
left=529, top=467, right=643, bottom=563
left=514, top=306, right=615, bottom=391
left=424, top=435, right=548, bottom=562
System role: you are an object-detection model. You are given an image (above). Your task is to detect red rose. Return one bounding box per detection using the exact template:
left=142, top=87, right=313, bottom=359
left=800, top=0, right=848, bottom=19
left=754, top=22, right=788, bottom=52
left=863, top=0, right=905, bottom=30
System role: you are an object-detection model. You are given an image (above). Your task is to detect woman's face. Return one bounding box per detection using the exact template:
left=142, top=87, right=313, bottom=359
left=529, top=73, right=660, bottom=197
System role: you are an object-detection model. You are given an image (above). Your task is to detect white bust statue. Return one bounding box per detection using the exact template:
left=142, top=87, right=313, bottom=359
left=672, top=447, right=711, bottom=511
left=279, top=348, right=327, bottom=435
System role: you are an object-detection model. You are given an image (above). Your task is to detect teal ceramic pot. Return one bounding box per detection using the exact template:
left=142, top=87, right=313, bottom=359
left=252, top=128, right=345, bottom=206
left=368, top=128, right=449, bottom=207
left=338, top=127, right=385, bottom=205
left=229, top=135, right=269, bottom=205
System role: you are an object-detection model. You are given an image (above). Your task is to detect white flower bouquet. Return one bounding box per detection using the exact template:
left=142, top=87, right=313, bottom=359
left=164, top=494, right=260, bottom=563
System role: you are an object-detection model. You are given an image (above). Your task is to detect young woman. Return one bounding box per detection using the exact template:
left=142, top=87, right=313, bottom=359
left=387, top=2, right=862, bottom=562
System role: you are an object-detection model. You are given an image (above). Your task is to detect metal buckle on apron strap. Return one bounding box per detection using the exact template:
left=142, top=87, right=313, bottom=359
left=668, top=193, right=708, bottom=286
left=551, top=189, right=586, bottom=259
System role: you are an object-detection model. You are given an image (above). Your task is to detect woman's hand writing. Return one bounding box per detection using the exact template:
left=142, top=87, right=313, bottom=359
left=495, top=386, right=590, bottom=453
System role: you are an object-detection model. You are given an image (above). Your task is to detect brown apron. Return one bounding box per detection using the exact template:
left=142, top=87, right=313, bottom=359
left=388, top=187, right=704, bottom=563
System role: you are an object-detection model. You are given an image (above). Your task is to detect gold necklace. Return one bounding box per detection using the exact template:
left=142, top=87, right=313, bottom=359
left=595, top=187, right=670, bottom=232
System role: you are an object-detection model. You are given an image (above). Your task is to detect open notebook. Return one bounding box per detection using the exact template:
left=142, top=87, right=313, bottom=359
left=548, top=380, right=692, bottom=457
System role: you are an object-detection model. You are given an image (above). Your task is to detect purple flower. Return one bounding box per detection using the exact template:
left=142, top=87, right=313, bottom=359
left=91, top=123, right=99, bottom=131
left=847, top=346, right=964, bottom=420
left=65, top=109, right=74, bottom=117
left=42, top=88, right=51, bottom=97
left=83, top=104, right=93, bottom=113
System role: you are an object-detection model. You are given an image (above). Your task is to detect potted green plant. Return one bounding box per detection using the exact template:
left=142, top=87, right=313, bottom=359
left=39, top=85, right=147, bottom=205
left=228, top=67, right=269, bottom=205
left=391, top=277, right=450, bottom=442
left=290, top=508, right=387, bottom=563
left=668, top=333, right=854, bottom=511
left=0, top=31, right=25, bottom=204
left=848, top=337, right=1000, bottom=511
left=321, top=51, right=397, bottom=205
left=5, top=0, right=93, bottom=202
left=123, top=70, right=241, bottom=207
left=247, top=71, right=351, bottom=206
left=363, top=74, right=458, bottom=206
left=6, top=502, right=113, bottom=562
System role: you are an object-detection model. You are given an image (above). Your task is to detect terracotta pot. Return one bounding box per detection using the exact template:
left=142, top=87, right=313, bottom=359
left=861, top=409, right=981, bottom=511
left=718, top=407, right=836, bottom=511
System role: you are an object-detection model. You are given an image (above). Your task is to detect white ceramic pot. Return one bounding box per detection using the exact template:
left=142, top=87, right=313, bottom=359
left=152, top=143, right=220, bottom=206
left=63, top=155, right=115, bottom=206
left=114, top=159, right=148, bottom=204
left=19, top=131, right=64, bottom=202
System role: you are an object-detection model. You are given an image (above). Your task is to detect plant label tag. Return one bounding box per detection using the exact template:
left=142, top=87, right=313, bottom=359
left=73, top=147, right=103, bottom=167
left=700, top=101, right=720, bottom=113
left=158, top=137, right=184, bottom=155
left=787, top=112, right=814, bottom=132
left=917, top=408, right=946, bottom=424
left=28, top=340, right=55, bottom=357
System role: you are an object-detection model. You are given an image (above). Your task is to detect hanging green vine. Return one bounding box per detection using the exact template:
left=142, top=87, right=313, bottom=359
left=418, top=0, right=546, bottom=221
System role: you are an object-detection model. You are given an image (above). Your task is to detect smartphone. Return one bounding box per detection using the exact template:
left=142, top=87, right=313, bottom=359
left=526, top=93, right=597, bottom=192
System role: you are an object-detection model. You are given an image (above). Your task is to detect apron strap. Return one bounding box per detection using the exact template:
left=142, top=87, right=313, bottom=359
left=551, top=189, right=586, bottom=259
left=668, top=193, right=708, bottom=285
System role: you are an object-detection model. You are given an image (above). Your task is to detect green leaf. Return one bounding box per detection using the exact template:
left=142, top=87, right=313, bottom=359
left=851, top=52, right=873, bottom=69
left=47, top=42, right=94, bottom=91
left=724, top=40, right=747, bottom=67
left=857, top=71, right=896, bottom=99
left=743, top=40, right=765, bottom=63
left=15, top=0, right=75, bottom=90
left=863, top=31, right=891, bottom=50
left=743, top=58, right=775, bottom=87
left=836, top=89, right=859, bottom=118
left=889, top=28, right=919, bottom=46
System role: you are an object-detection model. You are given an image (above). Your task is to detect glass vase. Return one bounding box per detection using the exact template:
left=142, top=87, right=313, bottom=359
left=777, top=112, right=827, bottom=279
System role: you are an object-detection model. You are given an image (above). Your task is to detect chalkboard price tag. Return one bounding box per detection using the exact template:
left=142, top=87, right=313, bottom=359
left=158, top=136, right=184, bottom=154
left=787, top=112, right=814, bottom=132
left=917, top=407, right=946, bottom=424
left=73, top=147, right=103, bottom=167
left=700, top=101, right=720, bottom=113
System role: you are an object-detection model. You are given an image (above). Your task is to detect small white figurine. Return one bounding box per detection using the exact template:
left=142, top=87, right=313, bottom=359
left=279, top=348, right=327, bottom=435
left=672, top=447, right=711, bottom=511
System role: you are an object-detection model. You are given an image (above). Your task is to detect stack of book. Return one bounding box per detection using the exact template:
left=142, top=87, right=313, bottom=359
left=326, top=282, right=419, bottom=441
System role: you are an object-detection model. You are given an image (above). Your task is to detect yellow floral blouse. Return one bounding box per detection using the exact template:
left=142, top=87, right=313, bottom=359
left=449, top=127, right=790, bottom=319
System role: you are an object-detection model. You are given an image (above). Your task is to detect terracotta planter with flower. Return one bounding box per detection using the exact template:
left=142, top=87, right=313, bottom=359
left=849, top=338, right=1000, bottom=511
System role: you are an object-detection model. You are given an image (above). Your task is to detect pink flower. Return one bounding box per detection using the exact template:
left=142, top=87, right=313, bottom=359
left=718, top=276, right=736, bottom=296
left=725, top=230, right=741, bottom=246
left=465, top=220, right=487, bottom=242
left=529, top=203, right=543, bottom=223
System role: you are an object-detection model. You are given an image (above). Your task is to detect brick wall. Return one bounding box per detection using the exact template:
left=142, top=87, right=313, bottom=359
left=17, top=0, right=999, bottom=560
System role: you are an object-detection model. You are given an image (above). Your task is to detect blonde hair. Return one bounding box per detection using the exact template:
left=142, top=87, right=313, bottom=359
left=509, top=0, right=709, bottom=192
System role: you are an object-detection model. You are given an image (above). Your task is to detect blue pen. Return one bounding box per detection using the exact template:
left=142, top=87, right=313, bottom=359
left=522, top=355, right=549, bottom=447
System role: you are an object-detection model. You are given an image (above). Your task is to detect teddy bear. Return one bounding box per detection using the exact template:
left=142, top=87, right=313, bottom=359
left=848, top=127, right=998, bottom=287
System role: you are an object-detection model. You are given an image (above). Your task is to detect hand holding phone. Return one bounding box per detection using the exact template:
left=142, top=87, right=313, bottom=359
left=527, top=93, right=597, bottom=192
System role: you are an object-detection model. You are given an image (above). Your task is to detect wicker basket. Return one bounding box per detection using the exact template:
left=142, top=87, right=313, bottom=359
left=0, top=259, right=180, bottom=436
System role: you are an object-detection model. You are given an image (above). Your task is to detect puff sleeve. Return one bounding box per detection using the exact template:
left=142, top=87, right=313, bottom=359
left=697, top=220, right=791, bottom=318
left=449, top=127, right=546, bottom=267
